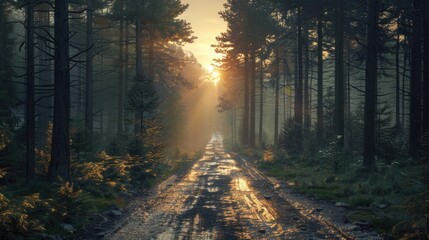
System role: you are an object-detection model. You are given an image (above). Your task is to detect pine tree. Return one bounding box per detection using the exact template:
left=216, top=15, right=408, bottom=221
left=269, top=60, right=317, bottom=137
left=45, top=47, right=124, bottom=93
left=48, top=0, right=71, bottom=182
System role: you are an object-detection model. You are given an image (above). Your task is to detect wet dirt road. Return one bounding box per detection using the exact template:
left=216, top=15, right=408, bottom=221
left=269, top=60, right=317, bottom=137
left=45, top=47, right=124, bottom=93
left=109, top=139, right=345, bottom=240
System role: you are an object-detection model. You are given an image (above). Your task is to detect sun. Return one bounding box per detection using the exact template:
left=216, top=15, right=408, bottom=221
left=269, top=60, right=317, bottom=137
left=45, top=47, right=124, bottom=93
left=211, top=70, right=221, bottom=85
left=207, top=65, right=221, bottom=86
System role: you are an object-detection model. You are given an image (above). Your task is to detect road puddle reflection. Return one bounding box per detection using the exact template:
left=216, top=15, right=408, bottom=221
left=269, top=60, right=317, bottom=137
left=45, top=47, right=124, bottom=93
left=207, top=187, right=219, bottom=193
left=110, top=138, right=344, bottom=240
left=234, top=178, right=251, bottom=192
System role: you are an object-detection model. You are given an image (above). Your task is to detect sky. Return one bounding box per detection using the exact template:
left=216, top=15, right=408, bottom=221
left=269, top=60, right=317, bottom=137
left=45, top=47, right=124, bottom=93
left=180, top=0, right=227, bottom=71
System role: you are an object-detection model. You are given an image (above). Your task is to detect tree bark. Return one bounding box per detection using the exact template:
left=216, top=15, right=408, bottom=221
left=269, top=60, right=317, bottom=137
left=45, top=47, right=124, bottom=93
left=36, top=3, right=52, bottom=148
left=26, top=0, right=35, bottom=182
left=124, top=21, right=130, bottom=133
left=148, top=35, right=155, bottom=81
left=423, top=0, right=429, bottom=137
left=283, top=61, right=287, bottom=122
left=395, top=14, right=401, bottom=134
left=409, top=0, right=423, bottom=160
left=303, top=22, right=311, bottom=134
left=249, top=47, right=256, bottom=148
left=274, top=47, right=280, bottom=146
left=49, top=0, right=71, bottom=182
left=295, top=6, right=303, bottom=152
left=117, top=0, right=124, bottom=136
left=242, top=51, right=249, bottom=146
left=85, top=0, right=94, bottom=136
left=402, top=34, right=408, bottom=127
left=334, top=0, right=345, bottom=149
left=363, top=0, right=378, bottom=167
left=258, top=56, right=264, bottom=147
left=135, top=15, right=143, bottom=135
left=317, top=12, right=324, bottom=143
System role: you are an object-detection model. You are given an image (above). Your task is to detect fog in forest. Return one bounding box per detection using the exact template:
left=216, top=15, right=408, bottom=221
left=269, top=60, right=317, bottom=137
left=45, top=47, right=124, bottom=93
left=0, top=0, right=428, bottom=239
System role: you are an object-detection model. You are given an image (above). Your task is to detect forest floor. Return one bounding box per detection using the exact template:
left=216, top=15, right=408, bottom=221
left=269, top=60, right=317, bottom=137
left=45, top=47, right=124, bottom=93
left=105, top=139, right=382, bottom=240
left=250, top=148, right=428, bottom=239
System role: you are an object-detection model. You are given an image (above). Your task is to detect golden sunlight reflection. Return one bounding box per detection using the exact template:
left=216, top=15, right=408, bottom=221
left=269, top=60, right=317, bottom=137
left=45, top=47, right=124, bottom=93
left=235, top=178, right=251, bottom=192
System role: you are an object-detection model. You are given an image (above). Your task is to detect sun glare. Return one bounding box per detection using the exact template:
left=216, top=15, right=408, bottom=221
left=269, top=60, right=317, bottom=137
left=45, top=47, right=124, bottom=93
left=211, top=70, right=220, bottom=85
left=207, top=65, right=221, bottom=86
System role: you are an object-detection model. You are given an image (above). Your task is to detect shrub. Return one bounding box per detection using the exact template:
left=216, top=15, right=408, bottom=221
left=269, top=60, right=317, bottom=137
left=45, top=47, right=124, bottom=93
left=0, top=192, right=47, bottom=237
left=262, top=147, right=276, bottom=162
left=278, top=119, right=302, bottom=154
left=53, top=182, right=89, bottom=225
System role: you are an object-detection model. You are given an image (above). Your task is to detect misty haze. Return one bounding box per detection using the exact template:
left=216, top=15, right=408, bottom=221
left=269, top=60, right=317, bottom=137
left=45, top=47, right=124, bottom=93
left=0, top=0, right=428, bottom=239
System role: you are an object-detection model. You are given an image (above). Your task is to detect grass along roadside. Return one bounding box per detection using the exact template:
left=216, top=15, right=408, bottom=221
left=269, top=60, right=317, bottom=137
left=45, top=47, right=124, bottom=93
left=237, top=146, right=428, bottom=239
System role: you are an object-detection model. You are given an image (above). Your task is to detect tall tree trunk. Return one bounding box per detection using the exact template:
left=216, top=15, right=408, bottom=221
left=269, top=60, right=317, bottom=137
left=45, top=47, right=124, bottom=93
left=334, top=0, right=345, bottom=149
left=77, top=53, right=83, bottom=118
left=242, top=51, right=249, bottom=146
left=85, top=0, right=94, bottom=136
left=346, top=39, right=353, bottom=152
left=274, top=47, right=280, bottom=146
left=402, top=35, right=408, bottom=127
left=36, top=3, right=52, bottom=148
left=283, top=61, right=287, bottom=122
left=295, top=6, right=303, bottom=152
left=303, top=22, right=310, bottom=134
left=135, top=16, right=143, bottom=135
left=409, top=0, right=423, bottom=160
left=26, top=0, right=35, bottom=182
left=49, top=0, right=70, bottom=182
left=363, top=0, right=378, bottom=167
left=258, top=56, right=264, bottom=147
left=423, top=0, right=429, bottom=136
left=117, top=0, right=124, bottom=136
left=249, top=47, right=256, bottom=148
left=124, top=21, right=130, bottom=133
left=148, top=35, right=155, bottom=81
left=395, top=14, right=401, bottom=134
left=317, top=12, right=324, bottom=143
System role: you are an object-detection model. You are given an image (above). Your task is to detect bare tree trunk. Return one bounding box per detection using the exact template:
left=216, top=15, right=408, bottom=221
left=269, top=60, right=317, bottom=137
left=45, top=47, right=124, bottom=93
left=85, top=0, right=94, bottom=136
left=49, top=0, right=70, bottom=182
left=346, top=39, right=353, bottom=152
left=117, top=0, right=124, bottom=136
left=409, top=0, right=423, bottom=160
left=124, top=21, right=130, bottom=133
left=395, top=14, right=402, bottom=134
left=135, top=16, right=143, bottom=135
left=36, top=3, right=52, bottom=148
left=402, top=35, right=408, bottom=127
left=77, top=54, right=83, bottom=118
left=317, top=12, right=324, bottom=143
left=26, top=0, right=35, bottom=182
left=274, top=47, right=280, bottom=146
left=283, top=61, right=287, bottom=122
left=242, top=51, right=249, bottom=146
left=148, top=35, right=155, bottom=81
left=423, top=0, right=429, bottom=136
left=334, top=0, right=345, bottom=149
left=295, top=7, right=303, bottom=152
left=363, top=0, right=378, bottom=167
left=249, top=47, right=256, bottom=148
left=303, top=22, right=310, bottom=134
left=258, top=56, right=264, bottom=147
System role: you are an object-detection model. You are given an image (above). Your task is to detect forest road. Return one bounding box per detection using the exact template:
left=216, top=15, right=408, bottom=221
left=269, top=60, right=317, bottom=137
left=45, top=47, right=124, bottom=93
left=108, top=139, right=346, bottom=240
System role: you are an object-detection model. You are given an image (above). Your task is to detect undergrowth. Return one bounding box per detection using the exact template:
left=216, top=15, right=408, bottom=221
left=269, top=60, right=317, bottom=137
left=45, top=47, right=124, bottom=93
left=0, top=123, right=201, bottom=239
left=242, top=145, right=428, bottom=239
